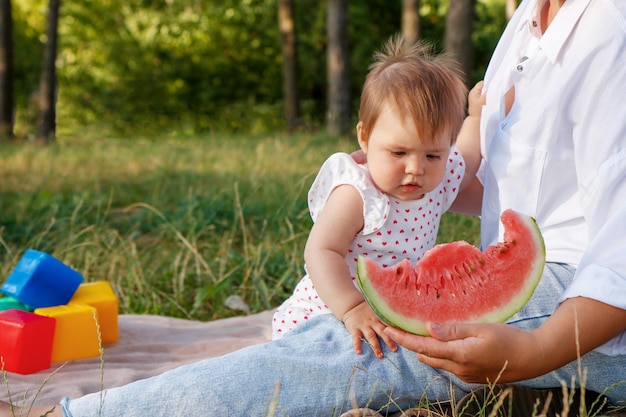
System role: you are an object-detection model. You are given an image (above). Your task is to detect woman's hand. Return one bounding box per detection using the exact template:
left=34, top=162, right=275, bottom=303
left=385, top=297, right=626, bottom=384
left=343, top=301, right=398, bottom=358
left=350, top=149, right=367, bottom=164
left=384, top=321, right=540, bottom=383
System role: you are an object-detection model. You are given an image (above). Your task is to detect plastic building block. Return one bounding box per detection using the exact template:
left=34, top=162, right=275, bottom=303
left=1, top=249, right=83, bottom=308
left=0, top=309, right=56, bottom=374
left=68, top=281, right=119, bottom=344
left=34, top=304, right=101, bottom=363
left=0, top=296, right=31, bottom=312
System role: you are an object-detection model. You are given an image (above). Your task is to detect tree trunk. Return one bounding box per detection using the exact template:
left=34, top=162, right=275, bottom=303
left=0, top=0, right=14, bottom=140
left=444, top=0, right=476, bottom=85
left=402, top=0, right=420, bottom=44
left=326, top=0, right=350, bottom=137
left=36, top=0, right=61, bottom=144
left=278, top=0, right=299, bottom=133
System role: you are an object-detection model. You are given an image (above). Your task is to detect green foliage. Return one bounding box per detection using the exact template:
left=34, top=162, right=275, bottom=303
left=473, top=0, right=509, bottom=84
left=53, top=0, right=283, bottom=136
left=11, top=0, right=509, bottom=137
left=0, top=134, right=479, bottom=320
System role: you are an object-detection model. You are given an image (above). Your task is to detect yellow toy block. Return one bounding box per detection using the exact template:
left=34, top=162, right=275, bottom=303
left=34, top=304, right=101, bottom=363
left=68, top=281, right=119, bottom=344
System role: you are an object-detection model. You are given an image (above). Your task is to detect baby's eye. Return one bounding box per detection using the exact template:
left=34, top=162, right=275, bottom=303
left=426, top=154, right=442, bottom=160
left=391, top=150, right=406, bottom=156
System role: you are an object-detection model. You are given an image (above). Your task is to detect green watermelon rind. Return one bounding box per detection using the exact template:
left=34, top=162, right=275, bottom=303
left=356, top=210, right=546, bottom=336
left=357, top=262, right=426, bottom=335
left=357, top=258, right=429, bottom=335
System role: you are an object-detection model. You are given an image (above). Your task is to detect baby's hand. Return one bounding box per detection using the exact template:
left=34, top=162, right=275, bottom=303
left=342, top=302, right=398, bottom=358
left=468, top=80, right=486, bottom=118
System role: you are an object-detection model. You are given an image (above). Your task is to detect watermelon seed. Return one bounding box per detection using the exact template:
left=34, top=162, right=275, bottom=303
left=415, top=279, right=421, bottom=293
left=454, top=265, right=465, bottom=279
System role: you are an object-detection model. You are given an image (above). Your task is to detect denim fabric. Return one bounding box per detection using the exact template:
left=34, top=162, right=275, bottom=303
left=62, top=263, right=626, bottom=416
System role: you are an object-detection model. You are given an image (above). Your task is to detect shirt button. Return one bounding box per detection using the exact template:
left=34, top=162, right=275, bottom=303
left=532, top=20, right=538, bottom=27
left=516, top=56, right=528, bottom=72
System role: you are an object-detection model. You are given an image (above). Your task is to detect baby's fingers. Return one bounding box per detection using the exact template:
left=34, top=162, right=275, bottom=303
left=378, top=327, right=398, bottom=353
left=369, top=322, right=398, bottom=357
left=361, top=328, right=385, bottom=359
left=350, top=331, right=364, bottom=355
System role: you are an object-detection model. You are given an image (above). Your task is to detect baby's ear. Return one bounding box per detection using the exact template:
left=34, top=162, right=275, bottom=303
left=356, top=121, right=368, bottom=152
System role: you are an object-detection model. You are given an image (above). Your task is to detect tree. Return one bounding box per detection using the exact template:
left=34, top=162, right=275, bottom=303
left=444, top=0, right=476, bottom=85
left=35, top=0, right=60, bottom=144
left=0, top=0, right=14, bottom=140
left=278, top=0, right=299, bottom=133
left=402, top=0, right=420, bottom=43
left=326, top=0, right=351, bottom=137
left=12, top=0, right=509, bottom=137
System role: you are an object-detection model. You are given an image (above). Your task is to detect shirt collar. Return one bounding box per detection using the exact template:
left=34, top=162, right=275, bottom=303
left=516, top=0, right=593, bottom=64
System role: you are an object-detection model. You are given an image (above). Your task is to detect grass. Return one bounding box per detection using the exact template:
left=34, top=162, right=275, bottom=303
left=0, top=133, right=481, bottom=321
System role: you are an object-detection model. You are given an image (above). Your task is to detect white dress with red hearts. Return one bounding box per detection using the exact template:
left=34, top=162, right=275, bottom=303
left=271, top=150, right=465, bottom=339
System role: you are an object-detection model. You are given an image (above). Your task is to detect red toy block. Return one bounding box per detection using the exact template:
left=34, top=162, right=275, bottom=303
left=0, top=309, right=55, bottom=374
left=68, top=281, right=119, bottom=344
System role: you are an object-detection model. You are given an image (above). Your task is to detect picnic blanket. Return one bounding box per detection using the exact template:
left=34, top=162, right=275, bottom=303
left=5, top=311, right=620, bottom=417
left=1, top=310, right=274, bottom=408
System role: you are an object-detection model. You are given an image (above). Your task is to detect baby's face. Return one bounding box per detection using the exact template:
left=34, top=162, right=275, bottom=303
left=358, top=103, right=449, bottom=201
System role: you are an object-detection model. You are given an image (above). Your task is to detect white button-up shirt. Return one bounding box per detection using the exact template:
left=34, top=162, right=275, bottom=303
left=479, top=0, right=626, bottom=354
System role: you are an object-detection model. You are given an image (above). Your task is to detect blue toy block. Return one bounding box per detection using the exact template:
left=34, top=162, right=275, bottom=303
left=1, top=249, right=84, bottom=309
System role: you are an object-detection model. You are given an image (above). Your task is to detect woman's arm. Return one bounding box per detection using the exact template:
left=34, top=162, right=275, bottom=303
left=385, top=297, right=626, bottom=383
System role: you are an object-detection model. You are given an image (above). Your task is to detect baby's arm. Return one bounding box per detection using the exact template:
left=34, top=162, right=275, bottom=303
left=455, top=81, right=484, bottom=191
left=451, top=81, right=485, bottom=216
left=304, top=184, right=397, bottom=358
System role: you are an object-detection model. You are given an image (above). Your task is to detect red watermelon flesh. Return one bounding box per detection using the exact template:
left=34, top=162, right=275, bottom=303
left=356, top=209, right=546, bottom=335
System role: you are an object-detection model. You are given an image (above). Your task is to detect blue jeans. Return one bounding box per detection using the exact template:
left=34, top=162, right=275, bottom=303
left=62, top=263, right=626, bottom=416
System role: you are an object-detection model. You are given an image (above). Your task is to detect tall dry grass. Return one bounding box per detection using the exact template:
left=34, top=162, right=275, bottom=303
left=0, top=133, right=481, bottom=320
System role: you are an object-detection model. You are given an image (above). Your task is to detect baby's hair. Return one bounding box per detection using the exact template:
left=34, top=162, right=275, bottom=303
left=358, top=35, right=467, bottom=146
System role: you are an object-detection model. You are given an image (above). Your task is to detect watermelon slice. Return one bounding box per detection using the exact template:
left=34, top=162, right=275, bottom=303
left=356, top=209, right=545, bottom=335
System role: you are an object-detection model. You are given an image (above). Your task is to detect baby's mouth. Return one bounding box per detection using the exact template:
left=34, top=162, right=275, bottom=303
left=401, top=183, right=421, bottom=192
